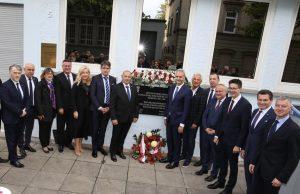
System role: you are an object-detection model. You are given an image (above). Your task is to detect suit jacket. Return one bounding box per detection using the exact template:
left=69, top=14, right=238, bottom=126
left=186, top=87, right=207, bottom=126
left=19, top=74, right=38, bottom=115
left=35, top=79, right=56, bottom=122
left=0, top=79, right=29, bottom=125
left=216, top=96, right=252, bottom=148
left=253, top=118, right=300, bottom=183
left=245, top=107, right=275, bottom=162
left=90, top=74, right=116, bottom=111
left=202, top=97, right=228, bottom=130
left=54, top=72, right=77, bottom=109
left=165, top=84, right=192, bottom=126
left=110, top=82, right=139, bottom=123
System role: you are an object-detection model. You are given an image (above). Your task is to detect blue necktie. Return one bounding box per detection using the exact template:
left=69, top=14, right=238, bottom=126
left=104, top=77, right=110, bottom=104
left=173, top=86, right=179, bottom=100
left=29, top=78, right=33, bottom=106
left=267, top=120, right=279, bottom=141
left=126, top=86, right=131, bottom=101
left=16, top=83, right=23, bottom=99
left=251, top=110, right=262, bottom=128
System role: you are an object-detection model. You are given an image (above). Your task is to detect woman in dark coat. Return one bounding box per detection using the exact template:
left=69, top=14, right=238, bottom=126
left=35, top=68, right=56, bottom=153
left=71, top=65, right=92, bottom=156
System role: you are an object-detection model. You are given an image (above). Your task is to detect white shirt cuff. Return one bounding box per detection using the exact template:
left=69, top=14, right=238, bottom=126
left=179, top=123, right=184, bottom=127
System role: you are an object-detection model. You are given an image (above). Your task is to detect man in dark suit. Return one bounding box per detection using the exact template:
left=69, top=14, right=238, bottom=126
left=90, top=61, right=116, bottom=158
left=109, top=70, right=139, bottom=162
left=0, top=64, right=30, bottom=167
left=181, top=73, right=207, bottom=167
left=250, top=97, right=300, bottom=194
left=55, top=59, right=77, bottom=152
left=194, top=73, right=219, bottom=167
left=164, top=69, right=192, bottom=169
left=198, top=84, right=227, bottom=181
left=208, top=79, right=252, bottom=194
left=0, top=77, right=9, bottom=163
left=243, top=90, right=276, bottom=194
left=18, top=63, right=38, bottom=154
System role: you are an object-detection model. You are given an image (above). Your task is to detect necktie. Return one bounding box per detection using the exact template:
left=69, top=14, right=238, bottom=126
left=16, top=83, right=23, bottom=98
left=215, top=100, right=221, bottom=109
left=126, top=86, right=131, bottom=101
left=104, top=77, right=110, bottom=104
left=66, top=74, right=71, bottom=88
left=251, top=110, right=262, bottom=128
left=227, top=100, right=234, bottom=113
left=267, top=120, right=279, bottom=141
left=48, top=82, right=56, bottom=109
left=173, top=86, right=179, bottom=100
left=29, top=78, right=33, bottom=106
left=207, top=89, right=214, bottom=103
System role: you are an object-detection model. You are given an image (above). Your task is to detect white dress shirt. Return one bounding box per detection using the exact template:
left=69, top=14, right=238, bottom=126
left=12, top=79, right=24, bottom=98
left=228, top=94, right=242, bottom=111
left=65, top=73, right=74, bottom=88
left=251, top=106, right=272, bottom=128
left=25, top=75, right=35, bottom=105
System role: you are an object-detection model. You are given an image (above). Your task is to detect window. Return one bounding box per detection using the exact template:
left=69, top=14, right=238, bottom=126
left=223, top=10, right=238, bottom=33
left=211, top=1, right=269, bottom=78
left=282, top=8, right=300, bottom=84
left=67, top=17, right=76, bottom=44
left=80, top=18, right=93, bottom=45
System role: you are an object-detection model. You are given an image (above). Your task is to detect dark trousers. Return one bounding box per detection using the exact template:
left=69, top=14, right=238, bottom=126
left=39, top=120, right=53, bottom=148
left=253, top=168, right=280, bottom=194
left=4, top=121, right=24, bottom=162
left=199, top=127, right=205, bottom=162
left=109, top=120, right=132, bottom=154
left=18, top=114, right=35, bottom=148
left=166, top=123, right=182, bottom=165
left=217, top=142, right=239, bottom=191
left=210, top=140, right=219, bottom=177
left=56, top=108, right=73, bottom=146
left=244, top=158, right=254, bottom=194
left=202, top=131, right=213, bottom=170
left=92, top=110, right=110, bottom=151
left=182, top=123, right=198, bottom=161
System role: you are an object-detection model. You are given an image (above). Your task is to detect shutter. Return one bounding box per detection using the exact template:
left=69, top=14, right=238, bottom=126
left=0, top=3, right=23, bottom=82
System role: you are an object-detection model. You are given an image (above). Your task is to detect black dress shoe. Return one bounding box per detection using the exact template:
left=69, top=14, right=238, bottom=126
left=195, top=169, right=208, bottom=176
left=98, top=147, right=108, bottom=156
left=10, top=161, right=24, bottom=168
left=66, top=144, right=74, bottom=150
left=116, top=152, right=126, bottom=159
left=165, top=163, right=179, bottom=169
left=24, top=145, right=36, bottom=152
left=17, top=155, right=25, bottom=160
left=159, top=157, right=169, bottom=163
left=207, top=181, right=225, bottom=189
left=19, top=148, right=27, bottom=157
left=205, top=175, right=217, bottom=182
left=219, top=189, right=232, bottom=194
left=92, top=150, right=97, bottom=158
left=0, top=157, right=9, bottom=163
left=193, top=160, right=202, bottom=166
left=111, top=154, right=117, bottom=162
left=58, top=145, right=64, bottom=153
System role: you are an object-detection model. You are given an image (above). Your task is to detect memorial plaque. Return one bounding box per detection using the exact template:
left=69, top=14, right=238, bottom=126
left=41, top=43, right=57, bottom=68
left=136, top=85, right=169, bottom=116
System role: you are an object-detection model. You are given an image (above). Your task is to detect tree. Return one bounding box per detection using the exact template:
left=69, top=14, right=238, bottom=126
left=67, top=0, right=112, bottom=15
left=155, top=1, right=167, bottom=20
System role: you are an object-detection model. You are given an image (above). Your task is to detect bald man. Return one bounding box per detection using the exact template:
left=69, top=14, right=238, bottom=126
left=19, top=63, right=38, bottom=154
left=109, top=70, right=139, bottom=162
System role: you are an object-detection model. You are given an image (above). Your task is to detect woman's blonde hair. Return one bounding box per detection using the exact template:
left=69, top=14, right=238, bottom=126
left=74, top=65, right=92, bottom=85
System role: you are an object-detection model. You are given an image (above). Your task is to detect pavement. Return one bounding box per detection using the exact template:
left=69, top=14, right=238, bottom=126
left=0, top=136, right=246, bottom=194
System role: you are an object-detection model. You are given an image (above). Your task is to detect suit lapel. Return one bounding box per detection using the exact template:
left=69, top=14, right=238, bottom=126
left=172, top=85, right=184, bottom=103
left=254, top=108, right=274, bottom=132
left=267, top=118, right=290, bottom=143
left=228, top=97, right=242, bottom=115
left=120, top=83, right=130, bottom=102
left=9, top=80, right=22, bottom=100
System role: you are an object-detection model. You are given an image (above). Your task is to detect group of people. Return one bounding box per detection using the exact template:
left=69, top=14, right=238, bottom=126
left=0, top=61, right=299, bottom=194
left=161, top=70, right=300, bottom=194
left=0, top=60, right=139, bottom=168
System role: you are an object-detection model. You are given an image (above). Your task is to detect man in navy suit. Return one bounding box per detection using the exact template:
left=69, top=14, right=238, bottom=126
left=18, top=63, right=39, bottom=154
left=90, top=61, right=116, bottom=158
left=243, top=90, right=275, bottom=194
left=250, top=97, right=300, bottom=194
left=194, top=73, right=219, bottom=167
left=55, top=59, right=77, bottom=152
left=199, top=84, right=227, bottom=181
left=164, top=69, right=192, bottom=169
left=208, top=79, right=252, bottom=194
left=0, top=64, right=30, bottom=168
left=181, top=73, right=207, bottom=167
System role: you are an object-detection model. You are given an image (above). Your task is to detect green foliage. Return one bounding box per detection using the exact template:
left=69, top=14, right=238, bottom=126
left=155, top=2, right=167, bottom=20
left=67, top=0, right=112, bottom=15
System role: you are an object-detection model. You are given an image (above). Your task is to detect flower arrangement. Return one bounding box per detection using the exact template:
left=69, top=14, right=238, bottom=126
left=131, top=129, right=166, bottom=164
left=132, top=69, right=176, bottom=88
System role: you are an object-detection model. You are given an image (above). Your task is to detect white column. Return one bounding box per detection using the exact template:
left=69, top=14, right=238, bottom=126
left=109, top=0, right=144, bottom=79
left=183, top=0, right=221, bottom=82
